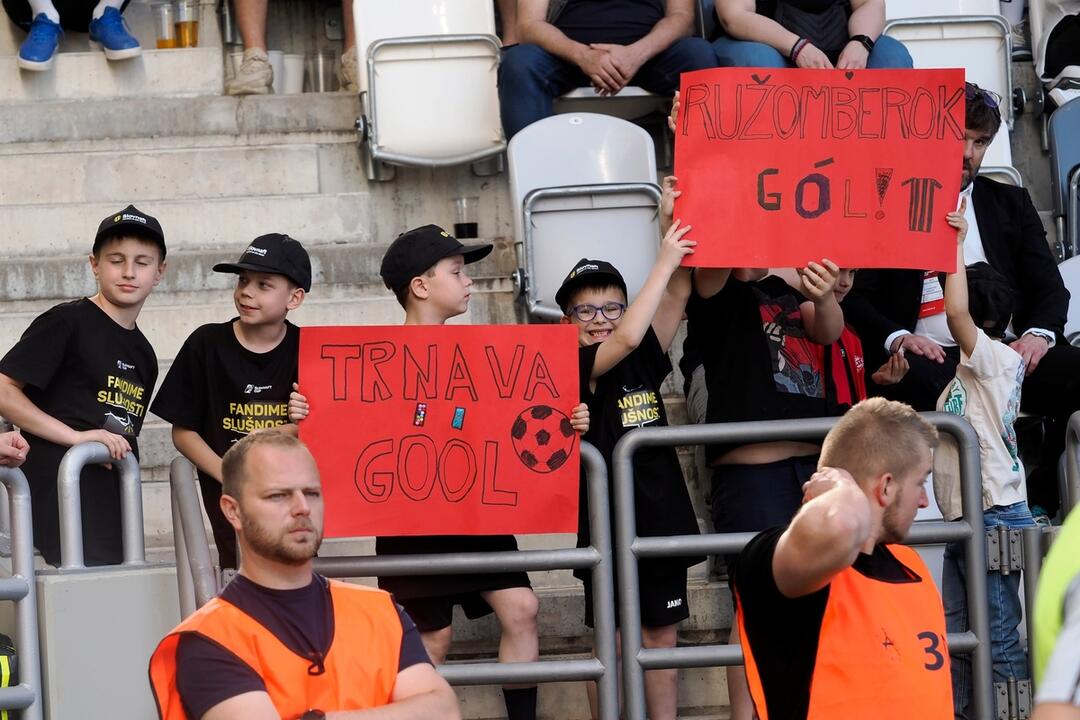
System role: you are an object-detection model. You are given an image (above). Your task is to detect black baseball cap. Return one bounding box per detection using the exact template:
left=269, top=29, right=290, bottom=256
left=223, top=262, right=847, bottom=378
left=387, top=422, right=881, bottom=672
left=555, top=258, right=627, bottom=311
left=380, top=224, right=492, bottom=294
left=213, top=233, right=312, bottom=292
left=94, top=205, right=166, bottom=260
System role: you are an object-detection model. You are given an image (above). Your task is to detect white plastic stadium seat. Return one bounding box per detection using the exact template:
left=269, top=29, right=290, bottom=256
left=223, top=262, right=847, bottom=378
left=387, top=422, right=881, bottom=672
left=1058, top=255, right=1080, bottom=344
left=886, top=0, right=999, bottom=20
left=884, top=13, right=1015, bottom=171
left=508, top=113, right=661, bottom=320
left=353, top=0, right=505, bottom=175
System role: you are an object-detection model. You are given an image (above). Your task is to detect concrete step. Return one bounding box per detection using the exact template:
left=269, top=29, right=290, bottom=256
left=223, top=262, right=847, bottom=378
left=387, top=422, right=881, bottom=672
left=0, top=144, right=344, bottom=206
left=0, top=0, right=223, bottom=102
left=0, top=93, right=360, bottom=148
left=0, top=191, right=372, bottom=258
left=0, top=238, right=511, bottom=303
left=0, top=47, right=223, bottom=102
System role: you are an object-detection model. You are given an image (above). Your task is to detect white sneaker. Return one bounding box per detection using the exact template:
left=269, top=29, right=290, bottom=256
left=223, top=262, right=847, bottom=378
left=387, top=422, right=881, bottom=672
left=339, top=45, right=358, bottom=93
left=226, top=47, right=272, bottom=95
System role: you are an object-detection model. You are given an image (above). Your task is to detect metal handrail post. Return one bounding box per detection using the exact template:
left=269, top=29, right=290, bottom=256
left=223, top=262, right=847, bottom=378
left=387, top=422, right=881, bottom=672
left=582, top=442, right=619, bottom=720
left=307, top=442, right=618, bottom=718
left=944, top=413, right=994, bottom=719
left=0, top=467, right=43, bottom=720
left=612, top=414, right=993, bottom=720
left=171, top=475, right=195, bottom=619
left=170, top=457, right=218, bottom=609
left=57, top=442, right=145, bottom=569
left=1064, top=411, right=1080, bottom=513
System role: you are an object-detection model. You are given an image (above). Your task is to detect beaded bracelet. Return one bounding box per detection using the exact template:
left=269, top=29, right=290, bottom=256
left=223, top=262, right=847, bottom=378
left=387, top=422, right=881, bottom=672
left=790, top=37, right=810, bottom=63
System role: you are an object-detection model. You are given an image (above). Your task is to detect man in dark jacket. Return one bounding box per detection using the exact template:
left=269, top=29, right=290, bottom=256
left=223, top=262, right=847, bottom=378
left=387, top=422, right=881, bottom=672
left=844, top=83, right=1078, bottom=516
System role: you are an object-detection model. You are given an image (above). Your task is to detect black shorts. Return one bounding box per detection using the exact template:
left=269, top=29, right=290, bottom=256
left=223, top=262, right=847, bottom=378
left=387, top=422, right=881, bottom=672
left=400, top=578, right=533, bottom=632
left=583, top=564, right=689, bottom=629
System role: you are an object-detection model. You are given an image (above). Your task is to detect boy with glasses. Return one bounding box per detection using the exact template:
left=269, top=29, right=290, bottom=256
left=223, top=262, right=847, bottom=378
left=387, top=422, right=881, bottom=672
left=556, top=198, right=699, bottom=720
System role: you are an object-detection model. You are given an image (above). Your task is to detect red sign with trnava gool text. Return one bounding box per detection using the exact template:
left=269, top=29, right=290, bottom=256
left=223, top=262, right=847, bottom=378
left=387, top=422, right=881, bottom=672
left=298, top=325, right=580, bottom=537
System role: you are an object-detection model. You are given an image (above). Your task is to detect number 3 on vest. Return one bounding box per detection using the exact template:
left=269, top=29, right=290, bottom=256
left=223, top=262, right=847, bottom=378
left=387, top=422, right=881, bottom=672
left=917, top=631, right=945, bottom=670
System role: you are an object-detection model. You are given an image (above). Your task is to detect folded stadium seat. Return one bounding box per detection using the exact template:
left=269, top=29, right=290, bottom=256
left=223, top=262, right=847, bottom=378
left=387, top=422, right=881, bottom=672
left=883, top=13, right=1020, bottom=178
left=1049, top=97, right=1080, bottom=257
left=353, top=0, right=506, bottom=181
left=1057, top=255, right=1080, bottom=344
left=508, top=113, right=661, bottom=321
left=885, top=0, right=1000, bottom=20
left=979, top=166, right=1025, bottom=186
left=1028, top=0, right=1080, bottom=114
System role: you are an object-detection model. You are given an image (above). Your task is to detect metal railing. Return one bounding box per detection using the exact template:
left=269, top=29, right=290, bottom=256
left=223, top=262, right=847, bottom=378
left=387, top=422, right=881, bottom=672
left=1062, top=411, right=1080, bottom=514
left=0, top=467, right=44, bottom=720
left=57, top=442, right=146, bottom=570
left=611, top=414, right=995, bottom=720
left=170, top=458, right=218, bottom=616
left=171, top=442, right=621, bottom=719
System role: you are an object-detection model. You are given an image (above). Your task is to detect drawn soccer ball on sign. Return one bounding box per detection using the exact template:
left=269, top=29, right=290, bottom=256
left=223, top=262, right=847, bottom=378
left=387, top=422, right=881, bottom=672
left=510, top=405, right=576, bottom=473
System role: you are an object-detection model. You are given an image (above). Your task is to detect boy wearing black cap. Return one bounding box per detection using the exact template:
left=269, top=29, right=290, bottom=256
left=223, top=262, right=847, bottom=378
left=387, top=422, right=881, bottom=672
left=937, top=200, right=1039, bottom=717
left=0, top=205, right=166, bottom=566
left=151, top=233, right=310, bottom=570
left=290, top=223, right=589, bottom=720
left=556, top=216, right=697, bottom=720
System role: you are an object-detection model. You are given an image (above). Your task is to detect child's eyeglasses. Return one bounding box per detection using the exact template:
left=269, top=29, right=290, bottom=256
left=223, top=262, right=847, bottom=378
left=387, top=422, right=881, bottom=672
left=964, top=83, right=1001, bottom=109
left=571, top=302, right=627, bottom=322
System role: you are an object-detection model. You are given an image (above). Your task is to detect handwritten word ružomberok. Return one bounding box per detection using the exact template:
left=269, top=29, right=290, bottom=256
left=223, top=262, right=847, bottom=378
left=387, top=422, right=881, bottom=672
left=680, top=81, right=965, bottom=142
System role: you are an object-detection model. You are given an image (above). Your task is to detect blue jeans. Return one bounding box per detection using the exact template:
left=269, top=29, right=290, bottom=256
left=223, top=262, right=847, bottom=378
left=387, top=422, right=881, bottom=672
left=943, top=501, right=1037, bottom=719
left=711, top=34, right=913, bottom=69
left=497, top=37, right=717, bottom=139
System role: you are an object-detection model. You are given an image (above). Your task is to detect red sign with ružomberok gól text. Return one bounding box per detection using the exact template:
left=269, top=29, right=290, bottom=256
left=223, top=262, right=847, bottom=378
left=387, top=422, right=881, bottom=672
left=674, top=67, right=965, bottom=272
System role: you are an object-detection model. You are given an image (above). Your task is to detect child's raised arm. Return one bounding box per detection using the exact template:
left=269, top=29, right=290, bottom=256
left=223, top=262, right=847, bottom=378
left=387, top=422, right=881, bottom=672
left=944, top=197, right=978, bottom=357
left=591, top=220, right=695, bottom=379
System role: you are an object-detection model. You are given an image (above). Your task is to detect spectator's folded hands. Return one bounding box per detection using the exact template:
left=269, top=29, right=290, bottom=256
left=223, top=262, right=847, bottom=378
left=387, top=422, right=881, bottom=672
left=577, top=46, right=625, bottom=95
left=836, top=41, right=869, bottom=70
left=795, top=42, right=833, bottom=69
left=588, top=43, right=644, bottom=93
left=799, top=259, right=840, bottom=302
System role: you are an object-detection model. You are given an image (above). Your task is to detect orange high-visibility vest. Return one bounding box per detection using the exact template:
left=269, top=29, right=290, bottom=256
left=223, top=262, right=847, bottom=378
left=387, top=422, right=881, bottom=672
left=739, top=544, right=953, bottom=719
left=149, top=579, right=403, bottom=719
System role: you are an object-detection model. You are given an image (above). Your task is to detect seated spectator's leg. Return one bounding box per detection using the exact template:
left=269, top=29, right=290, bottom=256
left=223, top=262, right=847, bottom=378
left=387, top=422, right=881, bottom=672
left=497, top=44, right=583, bottom=139
left=711, top=36, right=787, bottom=68
left=90, top=0, right=123, bottom=20
left=233, top=0, right=268, bottom=50
left=866, top=35, right=913, bottom=69
left=984, top=503, right=1037, bottom=682
left=420, top=626, right=453, bottom=664
left=226, top=0, right=272, bottom=95
left=633, top=37, right=717, bottom=94
left=942, top=536, right=972, bottom=719
left=1019, top=343, right=1080, bottom=516
left=338, top=0, right=358, bottom=92
left=868, top=349, right=958, bottom=411
left=27, top=0, right=59, bottom=22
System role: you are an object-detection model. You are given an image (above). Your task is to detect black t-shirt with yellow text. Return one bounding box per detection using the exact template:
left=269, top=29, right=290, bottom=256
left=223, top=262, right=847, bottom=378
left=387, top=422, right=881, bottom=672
left=0, top=298, right=157, bottom=565
left=578, top=328, right=700, bottom=570
left=151, top=320, right=298, bottom=462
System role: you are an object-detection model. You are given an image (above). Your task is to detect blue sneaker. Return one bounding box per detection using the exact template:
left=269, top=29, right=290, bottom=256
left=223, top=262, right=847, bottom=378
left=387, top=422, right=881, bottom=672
left=89, top=7, right=141, bottom=61
left=17, top=13, right=63, bottom=72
